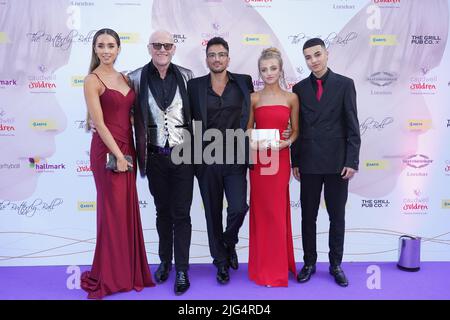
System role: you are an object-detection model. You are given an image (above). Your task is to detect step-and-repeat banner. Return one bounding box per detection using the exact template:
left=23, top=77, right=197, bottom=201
left=1, top=0, right=450, bottom=266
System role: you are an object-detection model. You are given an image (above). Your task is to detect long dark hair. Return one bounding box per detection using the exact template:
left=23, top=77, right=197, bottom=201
left=88, top=28, right=121, bottom=73
left=86, top=28, right=121, bottom=130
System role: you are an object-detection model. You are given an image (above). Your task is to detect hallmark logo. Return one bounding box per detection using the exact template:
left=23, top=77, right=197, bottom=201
left=0, top=79, right=18, bottom=87
left=28, top=158, right=66, bottom=172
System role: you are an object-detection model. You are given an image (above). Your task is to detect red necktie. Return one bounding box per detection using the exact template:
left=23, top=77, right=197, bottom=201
left=316, top=79, right=323, bottom=101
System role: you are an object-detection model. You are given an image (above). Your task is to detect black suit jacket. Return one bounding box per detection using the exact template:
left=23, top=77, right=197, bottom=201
left=187, top=72, right=254, bottom=167
left=291, top=69, right=361, bottom=174
left=187, top=72, right=253, bottom=132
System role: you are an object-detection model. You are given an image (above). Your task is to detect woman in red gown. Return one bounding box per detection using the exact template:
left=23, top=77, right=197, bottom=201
left=81, top=29, right=154, bottom=299
left=247, top=48, right=300, bottom=287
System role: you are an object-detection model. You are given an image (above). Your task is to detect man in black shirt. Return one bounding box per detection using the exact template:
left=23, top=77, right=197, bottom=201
left=188, top=37, right=253, bottom=284
left=128, top=30, right=194, bottom=295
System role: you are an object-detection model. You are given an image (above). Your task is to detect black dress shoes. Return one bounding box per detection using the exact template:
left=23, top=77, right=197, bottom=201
left=216, top=265, right=230, bottom=284
left=154, top=261, right=172, bottom=284
left=226, top=244, right=239, bottom=270
left=329, top=265, right=348, bottom=287
left=174, top=271, right=190, bottom=295
left=296, top=264, right=316, bottom=283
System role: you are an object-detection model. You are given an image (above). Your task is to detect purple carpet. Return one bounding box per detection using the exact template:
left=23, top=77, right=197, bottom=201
left=1, top=262, right=449, bottom=300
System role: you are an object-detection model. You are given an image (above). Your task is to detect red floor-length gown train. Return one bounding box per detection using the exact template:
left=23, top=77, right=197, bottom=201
left=81, top=76, right=154, bottom=299
left=248, top=105, right=297, bottom=287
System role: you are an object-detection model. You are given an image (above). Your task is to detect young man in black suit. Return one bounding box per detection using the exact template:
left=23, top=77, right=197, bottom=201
left=187, top=37, right=254, bottom=284
left=291, top=38, right=361, bottom=287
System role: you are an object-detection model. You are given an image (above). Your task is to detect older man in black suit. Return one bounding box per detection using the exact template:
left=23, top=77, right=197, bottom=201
left=128, top=30, right=194, bottom=295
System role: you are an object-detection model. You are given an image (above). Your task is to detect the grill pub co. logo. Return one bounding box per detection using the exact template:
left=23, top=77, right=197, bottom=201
left=411, top=35, right=442, bottom=45
left=362, top=199, right=390, bottom=208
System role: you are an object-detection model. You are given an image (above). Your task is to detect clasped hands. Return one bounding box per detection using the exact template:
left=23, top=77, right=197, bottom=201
left=250, top=127, right=292, bottom=151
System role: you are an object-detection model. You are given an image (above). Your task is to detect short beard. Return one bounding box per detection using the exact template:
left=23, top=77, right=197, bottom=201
left=210, top=67, right=227, bottom=74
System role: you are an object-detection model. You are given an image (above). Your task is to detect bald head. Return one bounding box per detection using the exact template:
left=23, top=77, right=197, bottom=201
left=149, top=29, right=174, bottom=45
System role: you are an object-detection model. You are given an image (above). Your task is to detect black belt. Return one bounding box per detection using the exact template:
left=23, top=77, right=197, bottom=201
left=148, top=144, right=174, bottom=156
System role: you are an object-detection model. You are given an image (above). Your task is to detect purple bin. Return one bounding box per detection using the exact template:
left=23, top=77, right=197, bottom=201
left=397, top=235, right=421, bottom=272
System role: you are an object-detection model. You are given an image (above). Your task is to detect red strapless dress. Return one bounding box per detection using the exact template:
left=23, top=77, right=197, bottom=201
left=248, top=105, right=297, bottom=287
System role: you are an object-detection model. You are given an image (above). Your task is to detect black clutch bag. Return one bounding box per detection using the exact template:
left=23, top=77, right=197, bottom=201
left=106, top=153, right=133, bottom=172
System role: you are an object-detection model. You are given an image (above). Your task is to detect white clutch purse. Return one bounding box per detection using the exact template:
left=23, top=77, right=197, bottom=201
left=250, top=129, right=280, bottom=149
